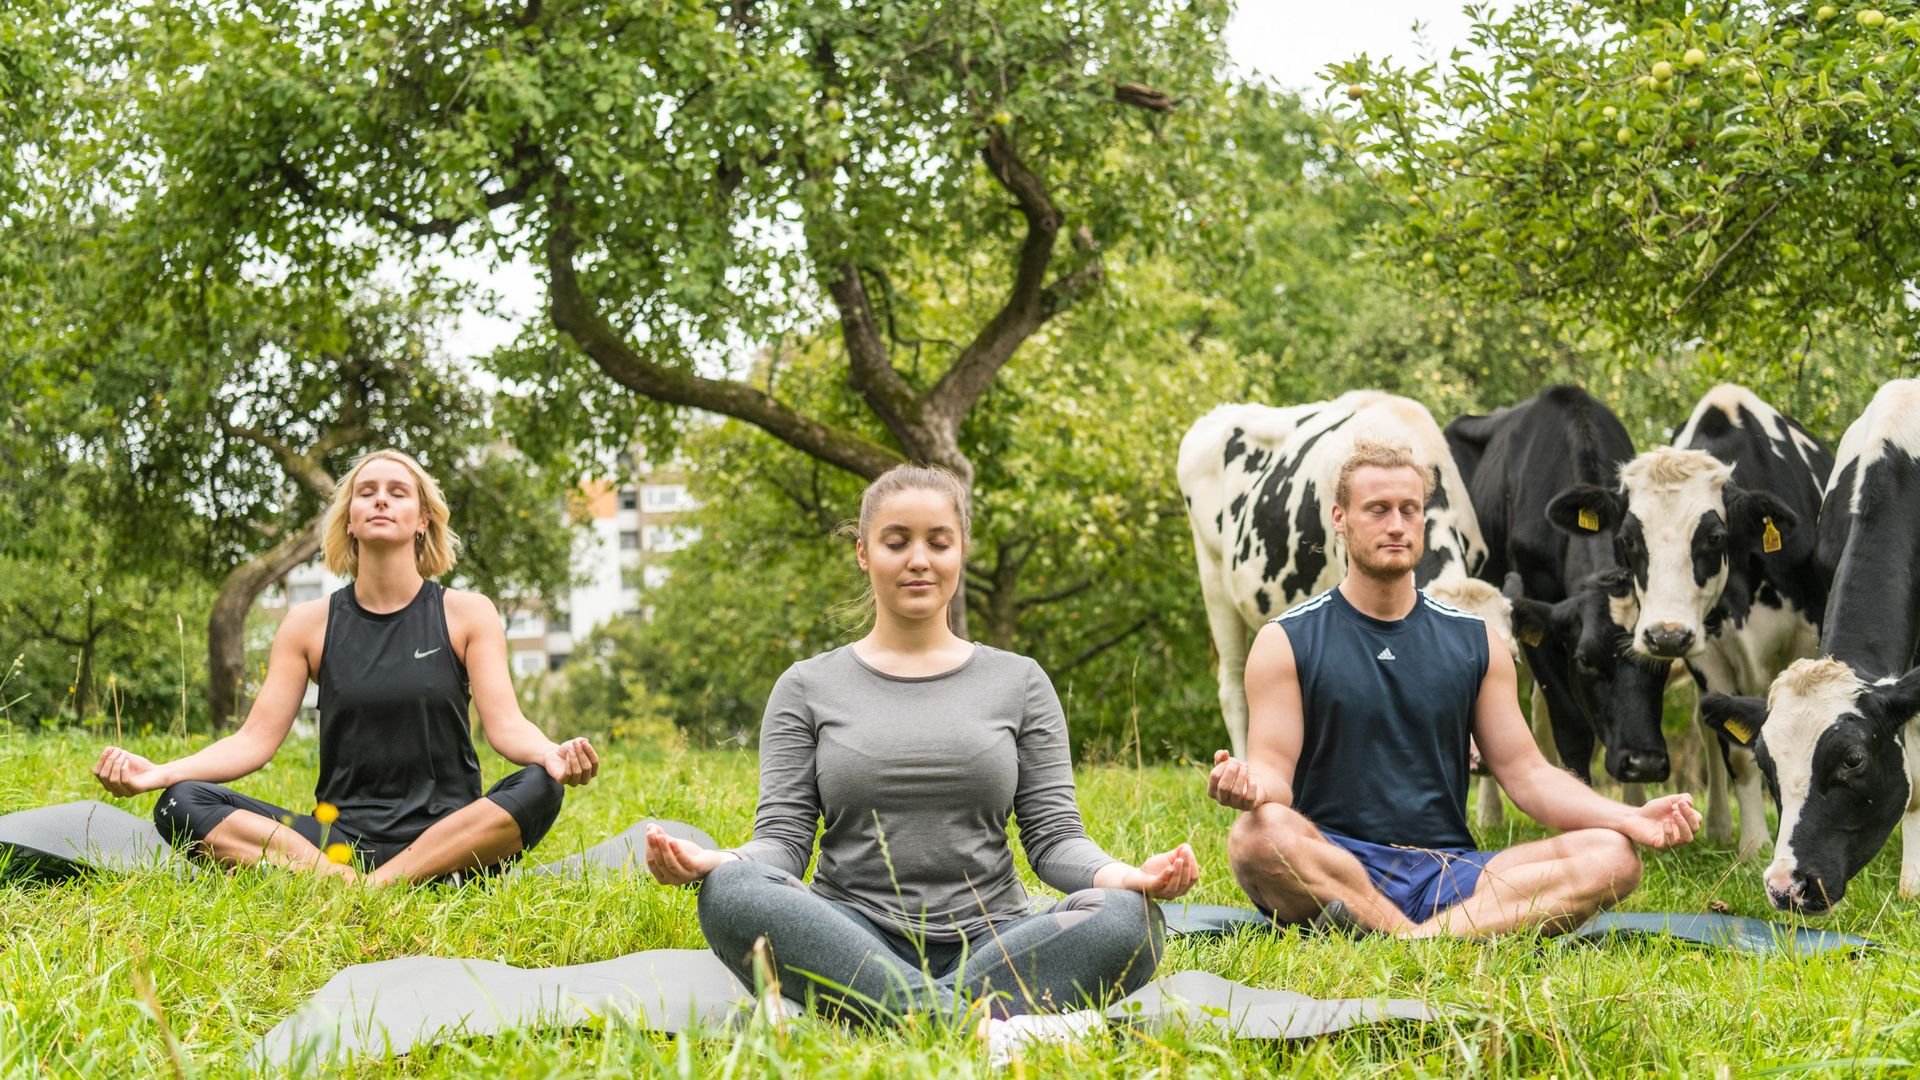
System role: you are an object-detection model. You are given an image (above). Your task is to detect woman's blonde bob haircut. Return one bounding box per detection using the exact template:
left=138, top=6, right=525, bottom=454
left=321, top=449, right=462, bottom=579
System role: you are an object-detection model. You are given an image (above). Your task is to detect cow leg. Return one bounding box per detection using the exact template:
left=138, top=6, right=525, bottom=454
left=1903, top=809, right=1920, bottom=899
left=1729, top=745, right=1769, bottom=861
left=1530, top=681, right=1560, bottom=768
left=1696, top=701, right=1734, bottom=846
left=1476, top=775, right=1505, bottom=830
left=1200, top=583, right=1254, bottom=759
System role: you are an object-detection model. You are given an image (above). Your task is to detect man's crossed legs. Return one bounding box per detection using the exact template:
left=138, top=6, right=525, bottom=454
left=1229, top=802, right=1642, bottom=938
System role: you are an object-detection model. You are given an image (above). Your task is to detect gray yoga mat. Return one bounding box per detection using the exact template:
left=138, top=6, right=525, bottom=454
left=516, top=819, right=718, bottom=878
left=253, top=950, right=1449, bottom=1067
left=251, top=949, right=756, bottom=1068
left=1562, top=911, right=1875, bottom=956
left=0, top=799, right=178, bottom=879
left=1161, top=903, right=1281, bottom=937
left=1108, top=968, right=1444, bottom=1038
left=0, top=800, right=709, bottom=882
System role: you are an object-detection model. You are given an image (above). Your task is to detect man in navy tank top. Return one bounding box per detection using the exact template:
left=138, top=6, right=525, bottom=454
left=1206, top=442, right=1702, bottom=937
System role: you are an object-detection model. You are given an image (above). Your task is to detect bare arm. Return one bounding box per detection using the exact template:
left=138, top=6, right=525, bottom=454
left=451, top=590, right=598, bottom=785
left=1207, top=623, right=1303, bottom=810
left=1476, top=623, right=1700, bottom=847
left=93, top=600, right=319, bottom=796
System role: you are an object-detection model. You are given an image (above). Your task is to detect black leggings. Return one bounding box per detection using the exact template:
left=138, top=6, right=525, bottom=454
left=152, top=765, right=563, bottom=875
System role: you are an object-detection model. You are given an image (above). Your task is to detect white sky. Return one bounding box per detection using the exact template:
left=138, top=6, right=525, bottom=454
left=442, top=2, right=1490, bottom=364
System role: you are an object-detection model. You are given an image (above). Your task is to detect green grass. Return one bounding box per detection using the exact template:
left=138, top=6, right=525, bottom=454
left=3, top=729, right=1919, bottom=1078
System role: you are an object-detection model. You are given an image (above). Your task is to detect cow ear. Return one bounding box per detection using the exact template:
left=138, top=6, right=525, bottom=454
left=1546, top=485, right=1625, bottom=536
left=1701, top=692, right=1769, bottom=747
left=1725, top=486, right=1798, bottom=551
left=1510, top=595, right=1574, bottom=648
left=1501, top=571, right=1527, bottom=602
left=1865, top=667, right=1920, bottom=727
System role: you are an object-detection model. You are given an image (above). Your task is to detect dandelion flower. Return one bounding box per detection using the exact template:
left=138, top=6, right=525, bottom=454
left=325, top=843, right=352, bottom=865
left=314, top=802, right=339, bottom=825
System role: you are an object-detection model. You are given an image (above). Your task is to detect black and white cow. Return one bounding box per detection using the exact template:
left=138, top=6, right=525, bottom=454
left=1547, top=385, right=1832, bottom=855
left=1702, top=378, right=1920, bottom=911
left=1180, top=390, right=1515, bottom=757
left=1446, top=386, right=1675, bottom=823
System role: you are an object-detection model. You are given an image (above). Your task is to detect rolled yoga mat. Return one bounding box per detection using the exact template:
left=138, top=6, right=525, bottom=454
left=0, top=799, right=710, bottom=882
left=252, top=952, right=1450, bottom=1067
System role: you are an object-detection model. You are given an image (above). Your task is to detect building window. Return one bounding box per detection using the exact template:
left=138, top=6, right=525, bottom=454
left=642, top=484, right=693, bottom=513
left=505, top=610, right=543, bottom=637
left=619, top=530, right=641, bottom=550
left=511, top=651, right=547, bottom=677
left=548, top=609, right=571, bottom=633
left=547, top=652, right=571, bottom=672
left=644, top=524, right=698, bottom=552
left=290, top=582, right=325, bottom=604
left=617, top=486, right=638, bottom=511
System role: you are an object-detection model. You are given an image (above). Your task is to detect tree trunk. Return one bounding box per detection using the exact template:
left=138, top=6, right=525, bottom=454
left=75, top=594, right=98, bottom=720
left=207, top=514, right=324, bottom=731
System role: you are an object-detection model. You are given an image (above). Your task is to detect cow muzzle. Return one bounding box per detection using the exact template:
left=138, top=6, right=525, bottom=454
left=1640, top=622, right=1696, bottom=658
left=1612, top=748, right=1671, bottom=784
left=1765, top=865, right=1838, bottom=915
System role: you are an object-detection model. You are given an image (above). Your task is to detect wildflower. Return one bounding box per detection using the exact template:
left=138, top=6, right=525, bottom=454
left=325, top=843, right=353, bottom=865
left=314, top=802, right=339, bottom=825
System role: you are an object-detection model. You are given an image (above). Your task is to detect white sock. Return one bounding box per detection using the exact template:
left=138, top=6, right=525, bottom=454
left=982, top=1009, right=1106, bottom=1069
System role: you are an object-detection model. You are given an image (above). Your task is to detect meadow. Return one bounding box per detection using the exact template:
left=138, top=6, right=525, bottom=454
left=3, top=729, right=1918, bottom=1078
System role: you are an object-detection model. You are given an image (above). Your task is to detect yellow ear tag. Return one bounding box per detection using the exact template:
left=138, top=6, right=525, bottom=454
left=1577, top=507, right=1600, bottom=531
left=1722, top=718, right=1753, bottom=745
left=1519, top=624, right=1544, bottom=647
left=1762, top=516, right=1782, bottom=554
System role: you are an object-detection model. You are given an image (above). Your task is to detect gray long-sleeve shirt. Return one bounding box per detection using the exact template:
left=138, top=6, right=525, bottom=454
left=730, top=644, right=1117, bottom=941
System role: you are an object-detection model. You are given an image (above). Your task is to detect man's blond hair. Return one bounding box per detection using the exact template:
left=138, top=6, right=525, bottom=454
left=1334, top=440, right=1435, bottom=507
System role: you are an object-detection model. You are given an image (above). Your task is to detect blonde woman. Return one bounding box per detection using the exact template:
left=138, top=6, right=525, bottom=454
left=92, top=449, right=598, bottom=885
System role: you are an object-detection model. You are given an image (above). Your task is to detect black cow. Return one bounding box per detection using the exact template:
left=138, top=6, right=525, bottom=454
left=1703, top=378, right=1920, bottom=911
left=1446, top=386, right=1674, bottom=823
left=1549, top=384, right=1832, bottom=856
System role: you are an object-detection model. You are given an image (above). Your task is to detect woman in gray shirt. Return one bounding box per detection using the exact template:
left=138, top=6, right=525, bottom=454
left=646, top=465, right=1197, bottom=1051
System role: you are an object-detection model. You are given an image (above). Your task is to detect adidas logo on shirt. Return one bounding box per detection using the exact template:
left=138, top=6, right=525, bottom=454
left=1377, top=647, right=1396, bottom=661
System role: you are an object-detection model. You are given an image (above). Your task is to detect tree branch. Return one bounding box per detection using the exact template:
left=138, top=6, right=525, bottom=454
left=545, top=195, right=904, bottom=480
left=824, top=263, right=924, bottom=447
left=1016, top=576, right=1098, bottom=610
left=1055, top=617, right=1151, bottom=674
left=218, top=419, right=350, bottom=498
left=924, top=128, right=1103, bottom=433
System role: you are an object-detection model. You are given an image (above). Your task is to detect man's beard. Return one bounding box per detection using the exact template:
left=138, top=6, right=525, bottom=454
left=1348, top=542, right=1420, bottom=581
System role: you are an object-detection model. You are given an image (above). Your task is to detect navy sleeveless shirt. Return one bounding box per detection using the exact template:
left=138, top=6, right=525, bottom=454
left=315, top=581, right=481, bottom=842
left=1274, top=587, right=1490, bottom=850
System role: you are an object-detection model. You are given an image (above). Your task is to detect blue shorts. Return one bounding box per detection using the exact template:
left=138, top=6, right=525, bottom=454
left=1318, top=829, right=1501, bottom=922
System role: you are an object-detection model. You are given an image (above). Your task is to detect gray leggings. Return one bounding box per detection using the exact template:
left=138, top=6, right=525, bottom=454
left=696, top=860, right=1164, bottom=1024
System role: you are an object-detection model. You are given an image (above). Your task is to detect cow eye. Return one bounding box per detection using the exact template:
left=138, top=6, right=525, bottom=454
left=1842, top=747, right=1868, bottom=772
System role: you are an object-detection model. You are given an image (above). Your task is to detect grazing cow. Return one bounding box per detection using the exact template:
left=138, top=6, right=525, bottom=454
left=1180, top=390, right=1514, bottom=758
left=1702, top=379, right=1920, bottom=912
left=1446, top=387, right=1674, bottom=824
left=1547, top=385, right=1831, bottom=856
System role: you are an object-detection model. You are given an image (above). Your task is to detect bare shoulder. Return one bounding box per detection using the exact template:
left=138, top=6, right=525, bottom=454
left=441, top=587, right=502, bottom=634
left=278, top=596, right=330, bottom=641
left=1248, top=622, right=1297, bottom=673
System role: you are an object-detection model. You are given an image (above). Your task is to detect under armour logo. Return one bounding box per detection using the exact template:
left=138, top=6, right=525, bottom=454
left=1377, top=647, right=1396, bottom=661
left=414, top=647, right=442, bottom=659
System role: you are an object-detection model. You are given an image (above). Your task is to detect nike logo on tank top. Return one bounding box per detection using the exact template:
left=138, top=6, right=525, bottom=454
left=1273, top=588, right=1490, bottom=850
left=315, top=580, right=482, bottom=842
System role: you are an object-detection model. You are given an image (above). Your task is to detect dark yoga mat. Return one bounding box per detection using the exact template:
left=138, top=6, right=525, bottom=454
left=0, top=800, right=709, bottom=882
left=253, top=950, right=1448, bottom=1068
left=1160, top=902, right=1876, bottom=956
left=1562, top=912, right=1875, bottom=956
left=0, top=800, right=178, bottom=879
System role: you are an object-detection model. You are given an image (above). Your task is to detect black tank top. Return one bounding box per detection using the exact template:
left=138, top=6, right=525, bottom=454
left=1275, top=587, right=1490, bottom=850
left=315, top=580, right=481, bottom=842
